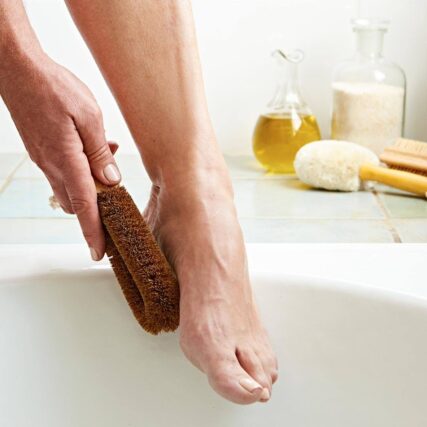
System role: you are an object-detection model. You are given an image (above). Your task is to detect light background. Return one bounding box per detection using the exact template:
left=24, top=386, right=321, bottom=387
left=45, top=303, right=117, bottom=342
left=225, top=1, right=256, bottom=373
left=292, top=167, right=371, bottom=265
left=1, top=0, right=426, bottom=154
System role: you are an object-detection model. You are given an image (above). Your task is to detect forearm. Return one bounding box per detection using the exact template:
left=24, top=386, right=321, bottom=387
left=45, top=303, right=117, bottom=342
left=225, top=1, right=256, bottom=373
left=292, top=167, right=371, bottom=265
left=66, top=0, right=223, bottom=186
left=0, top=1, right=44, bottom=85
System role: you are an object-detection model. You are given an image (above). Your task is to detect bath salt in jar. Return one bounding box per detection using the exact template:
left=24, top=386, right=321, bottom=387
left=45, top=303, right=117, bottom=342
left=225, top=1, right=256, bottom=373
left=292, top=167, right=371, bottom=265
left=331, top=18, right=406, bottom=155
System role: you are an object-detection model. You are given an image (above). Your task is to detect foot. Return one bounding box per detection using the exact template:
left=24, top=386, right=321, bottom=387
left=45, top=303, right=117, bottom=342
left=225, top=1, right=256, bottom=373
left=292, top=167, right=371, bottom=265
left=144, top=166, right=278, bottom=404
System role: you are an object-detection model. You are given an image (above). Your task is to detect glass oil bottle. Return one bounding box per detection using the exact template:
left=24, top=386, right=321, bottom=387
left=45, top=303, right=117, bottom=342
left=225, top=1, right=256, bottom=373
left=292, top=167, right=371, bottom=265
left=253, top=49, right=321, bottom=174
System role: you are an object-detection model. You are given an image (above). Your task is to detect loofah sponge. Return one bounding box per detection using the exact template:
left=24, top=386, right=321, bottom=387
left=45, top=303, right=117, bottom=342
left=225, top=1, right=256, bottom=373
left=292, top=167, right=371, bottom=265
left=97, top=186, right=180, bottom=335
left=294, top=140, right=379, bottom=192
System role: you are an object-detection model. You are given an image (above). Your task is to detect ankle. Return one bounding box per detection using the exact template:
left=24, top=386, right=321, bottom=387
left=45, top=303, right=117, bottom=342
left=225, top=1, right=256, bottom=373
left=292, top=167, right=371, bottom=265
left=152, top=144, right=234, bottom=200
left=140, top=128, right=230, bottom=187
left=166, top=166, right=232, bottom=196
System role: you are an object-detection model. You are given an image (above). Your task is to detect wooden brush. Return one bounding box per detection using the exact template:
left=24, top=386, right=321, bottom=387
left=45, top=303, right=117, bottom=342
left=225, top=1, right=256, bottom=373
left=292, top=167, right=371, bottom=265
left=97, top=185, right=180, bottom=335
left=380, top=138, right=427, bottom=177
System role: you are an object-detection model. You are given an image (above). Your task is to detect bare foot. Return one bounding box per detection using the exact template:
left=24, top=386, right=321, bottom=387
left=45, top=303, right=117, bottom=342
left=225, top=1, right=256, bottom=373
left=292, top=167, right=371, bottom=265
left=144, top=166, right=278, bottom=404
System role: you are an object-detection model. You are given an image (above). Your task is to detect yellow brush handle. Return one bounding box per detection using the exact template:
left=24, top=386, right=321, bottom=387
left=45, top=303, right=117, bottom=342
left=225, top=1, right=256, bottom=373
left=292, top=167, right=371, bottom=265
left=359, top=163, right=427, bottom=197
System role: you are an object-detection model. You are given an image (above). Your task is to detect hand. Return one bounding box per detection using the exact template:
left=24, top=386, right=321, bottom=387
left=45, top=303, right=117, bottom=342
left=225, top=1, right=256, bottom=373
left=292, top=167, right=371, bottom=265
left=0, top=54, right=121, bottom=260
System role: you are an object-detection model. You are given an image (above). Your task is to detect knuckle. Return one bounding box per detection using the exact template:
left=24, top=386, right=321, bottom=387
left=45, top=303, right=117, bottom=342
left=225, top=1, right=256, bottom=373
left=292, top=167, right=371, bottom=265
left=86, top=143, right=111, bottom=164
left=69, top=196, right=92, bottom=215
left=85, top=103, right=102, bottom=123
left=82, top=229, right=97, bottom=243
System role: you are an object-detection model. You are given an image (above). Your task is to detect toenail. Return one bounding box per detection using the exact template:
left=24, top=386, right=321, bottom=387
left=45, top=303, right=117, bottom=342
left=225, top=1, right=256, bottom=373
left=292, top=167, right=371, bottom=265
left=239, top=378, right=263, bottom=393
left=260, top=388, right=270, bottom=402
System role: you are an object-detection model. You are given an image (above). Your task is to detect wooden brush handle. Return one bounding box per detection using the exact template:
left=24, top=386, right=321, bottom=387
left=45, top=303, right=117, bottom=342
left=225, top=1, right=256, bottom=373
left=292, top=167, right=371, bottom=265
left=95, top=180, right=117, bottom=194
left=359, top=163, right=427, bottom=197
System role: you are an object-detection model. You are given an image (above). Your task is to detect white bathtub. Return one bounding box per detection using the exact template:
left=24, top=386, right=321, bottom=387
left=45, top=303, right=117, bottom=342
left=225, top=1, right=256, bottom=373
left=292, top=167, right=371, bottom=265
left=0, top=244, right=427, bottom=427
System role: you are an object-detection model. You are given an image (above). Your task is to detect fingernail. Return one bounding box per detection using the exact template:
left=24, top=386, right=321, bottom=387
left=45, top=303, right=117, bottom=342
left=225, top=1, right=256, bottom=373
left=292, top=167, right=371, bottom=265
left=260, top=388, right=270, bottom=402
left=90, top=247, right=100, bottom=261
left=103, top=163, right=121, bottom=183
left=239, top=378, right=263, bottom=393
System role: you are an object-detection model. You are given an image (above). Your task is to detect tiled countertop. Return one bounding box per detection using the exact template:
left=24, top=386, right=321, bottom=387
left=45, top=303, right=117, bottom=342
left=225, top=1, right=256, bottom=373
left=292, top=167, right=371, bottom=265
left=0, top=153, right=426, bottom=244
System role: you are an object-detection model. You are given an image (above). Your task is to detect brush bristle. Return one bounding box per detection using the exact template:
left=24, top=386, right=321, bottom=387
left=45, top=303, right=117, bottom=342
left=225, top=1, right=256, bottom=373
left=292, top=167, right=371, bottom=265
left=394, top=138, right=427, bottom=156
left=387, top=164, right=427, bottom=177
left=104, top=231, right=147, bottom=324
left=98, top=186, right=180, bottom=335
left=380, top=138, right=427, bottom=174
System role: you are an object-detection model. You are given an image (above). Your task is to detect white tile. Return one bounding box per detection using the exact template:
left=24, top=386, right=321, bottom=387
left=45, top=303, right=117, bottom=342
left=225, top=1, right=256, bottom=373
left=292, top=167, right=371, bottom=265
left=0, top=176, right=151, bottom=219
left=391, top=219, right=427, bottom=243
left=379, top=191, right=427, bottom=219
left=0, top=179, right=67, bottom=218
left=234, top=179, right=385, bottom=219
left=13, top=157, right=44, bottom=179
left=0, top=153, right=25, bottom=179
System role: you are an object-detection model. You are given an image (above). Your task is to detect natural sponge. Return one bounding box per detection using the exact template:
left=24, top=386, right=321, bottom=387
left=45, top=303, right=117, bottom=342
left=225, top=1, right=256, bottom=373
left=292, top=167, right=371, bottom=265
left=294, top=140, right=379, bottom=191
left=97, top=186, right=180, bottom=334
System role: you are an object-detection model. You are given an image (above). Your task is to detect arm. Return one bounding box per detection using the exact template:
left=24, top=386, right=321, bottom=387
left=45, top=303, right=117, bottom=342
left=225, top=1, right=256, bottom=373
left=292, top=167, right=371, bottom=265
left=0, top=0, right=43, bottom=80
left=0, top=1, right=121, bottom=261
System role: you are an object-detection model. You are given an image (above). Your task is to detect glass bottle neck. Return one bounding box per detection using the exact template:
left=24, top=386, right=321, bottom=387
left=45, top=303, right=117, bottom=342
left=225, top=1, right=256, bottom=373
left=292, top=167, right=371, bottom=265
left=355, top=29, right=385, bottom=59
left=269, top=61, right=306, bottom=111
left=281, top=62, right=300, bottom=103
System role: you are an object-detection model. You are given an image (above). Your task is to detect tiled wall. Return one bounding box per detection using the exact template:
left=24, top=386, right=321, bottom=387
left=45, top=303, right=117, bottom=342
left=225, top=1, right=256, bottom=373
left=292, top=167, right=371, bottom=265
left=1, top=0, right=426, bottom=154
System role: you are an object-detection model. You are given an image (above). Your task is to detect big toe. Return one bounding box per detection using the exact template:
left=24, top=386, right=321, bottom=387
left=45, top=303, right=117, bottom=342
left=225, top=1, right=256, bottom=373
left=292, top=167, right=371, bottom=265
left=207, top=355, right=265, bottom=405
left=236, top=348, right=273, bottom=402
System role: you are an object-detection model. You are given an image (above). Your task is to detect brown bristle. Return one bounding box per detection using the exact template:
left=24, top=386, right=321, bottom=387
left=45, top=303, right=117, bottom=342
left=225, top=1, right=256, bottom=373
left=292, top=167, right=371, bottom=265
left=97, top=186, right=180, bottom=335
left=104, top=231, right=147, bottom=324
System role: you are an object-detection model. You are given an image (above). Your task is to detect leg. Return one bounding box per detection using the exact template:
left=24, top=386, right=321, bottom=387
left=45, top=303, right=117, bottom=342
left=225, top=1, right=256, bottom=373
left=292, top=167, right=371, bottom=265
left=66, top=0, right=277, bottom=404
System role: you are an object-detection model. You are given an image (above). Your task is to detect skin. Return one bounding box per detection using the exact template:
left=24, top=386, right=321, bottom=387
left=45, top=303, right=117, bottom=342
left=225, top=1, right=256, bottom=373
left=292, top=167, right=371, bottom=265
left=0, top=0, right=278, bottom=404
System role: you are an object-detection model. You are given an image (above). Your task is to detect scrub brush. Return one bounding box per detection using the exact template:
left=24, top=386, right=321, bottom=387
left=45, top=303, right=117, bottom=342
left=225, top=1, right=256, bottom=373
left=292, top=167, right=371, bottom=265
left=380, top=138, right=427, bottom=176
left=294, top=140, right=427, bottom=197
left=97, top=184, right=180, bottom=335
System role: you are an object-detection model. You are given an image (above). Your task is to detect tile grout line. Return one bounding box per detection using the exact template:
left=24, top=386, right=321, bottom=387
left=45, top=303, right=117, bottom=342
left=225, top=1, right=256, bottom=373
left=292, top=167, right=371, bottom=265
left=0, top=153, right=28, bottom=194
left=372, top=190, right=402, bottom=243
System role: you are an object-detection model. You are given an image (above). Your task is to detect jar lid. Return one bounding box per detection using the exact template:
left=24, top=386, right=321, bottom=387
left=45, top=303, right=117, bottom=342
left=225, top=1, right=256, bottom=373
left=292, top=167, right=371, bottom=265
left=351, top=18, right=390, bottom=31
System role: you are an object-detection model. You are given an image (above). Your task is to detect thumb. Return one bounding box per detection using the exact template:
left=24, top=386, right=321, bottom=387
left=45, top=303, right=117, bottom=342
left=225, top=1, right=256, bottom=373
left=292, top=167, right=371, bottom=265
left=77, top=108, right=121, bottom=186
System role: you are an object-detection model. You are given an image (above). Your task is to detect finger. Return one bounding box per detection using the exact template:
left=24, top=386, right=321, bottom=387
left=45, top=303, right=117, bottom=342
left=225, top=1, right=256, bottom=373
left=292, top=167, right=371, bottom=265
left=63, top=152, right=105, bottom=261
left=75, top=106, right=121, bottom=186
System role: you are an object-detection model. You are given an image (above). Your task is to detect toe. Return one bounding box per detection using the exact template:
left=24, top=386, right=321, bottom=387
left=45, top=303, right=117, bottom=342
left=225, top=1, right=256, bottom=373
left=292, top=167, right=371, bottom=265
left=206, top=354, right=264, bottom=405
left=255, top=334, right=279, bottom=385
left=257, top=346, right=279, bottom=385
left=259, top=348, right=279, bottom=384
left=236, top=348, right=272, bottom=402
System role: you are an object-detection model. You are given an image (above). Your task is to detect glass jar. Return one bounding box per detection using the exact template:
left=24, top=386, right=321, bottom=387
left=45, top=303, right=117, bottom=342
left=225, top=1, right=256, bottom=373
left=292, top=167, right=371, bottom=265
left=253, top=49, right=321, bottom=174
left=331, top=18, right=406, bottom=155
